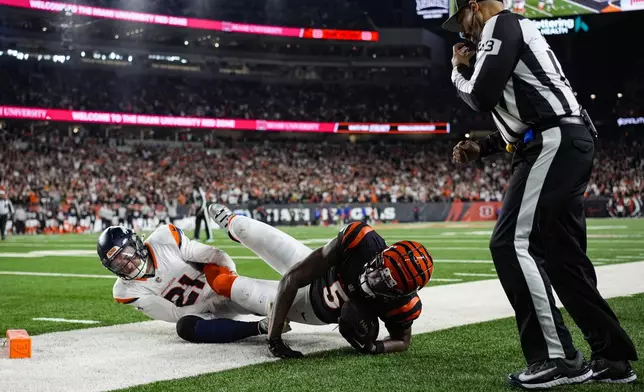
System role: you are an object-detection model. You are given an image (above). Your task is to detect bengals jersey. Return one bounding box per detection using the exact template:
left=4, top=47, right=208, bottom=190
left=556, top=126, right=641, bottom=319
left=309, top=222, right=422, bottom=332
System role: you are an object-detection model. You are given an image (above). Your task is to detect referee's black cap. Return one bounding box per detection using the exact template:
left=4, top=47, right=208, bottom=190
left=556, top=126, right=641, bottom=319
left=442, top=0, right=503, bottom=32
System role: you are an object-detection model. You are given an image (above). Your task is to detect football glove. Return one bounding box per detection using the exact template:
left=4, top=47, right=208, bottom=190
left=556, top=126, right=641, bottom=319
left=338, top=300, right=381, bottom=354
left=339, top=316, right=379, bottom=354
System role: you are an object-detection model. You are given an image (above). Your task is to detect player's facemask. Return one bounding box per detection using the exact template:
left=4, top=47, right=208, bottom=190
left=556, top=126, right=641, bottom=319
left=359, top=253, right=405, bottom=299
left=101, top=235, right=150, bottom=280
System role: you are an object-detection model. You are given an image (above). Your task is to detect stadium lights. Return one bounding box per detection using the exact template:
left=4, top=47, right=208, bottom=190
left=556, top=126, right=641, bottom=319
left=214, top=42, right=219, bottom=48
left=590, top=94, right=596, bottom=100
left=617, top=93, right=623, bottom=98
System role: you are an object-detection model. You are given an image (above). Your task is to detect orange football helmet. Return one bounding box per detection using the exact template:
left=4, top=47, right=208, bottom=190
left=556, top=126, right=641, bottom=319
left=360, top=241, right=434, bottom=298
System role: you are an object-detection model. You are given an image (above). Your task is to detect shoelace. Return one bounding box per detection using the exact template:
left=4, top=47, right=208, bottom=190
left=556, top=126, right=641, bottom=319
left=526, top=360, right=551, bottom=375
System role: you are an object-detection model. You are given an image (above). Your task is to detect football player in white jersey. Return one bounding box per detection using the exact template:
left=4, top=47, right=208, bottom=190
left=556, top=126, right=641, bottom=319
left=97, top=224, right=289, bottom=343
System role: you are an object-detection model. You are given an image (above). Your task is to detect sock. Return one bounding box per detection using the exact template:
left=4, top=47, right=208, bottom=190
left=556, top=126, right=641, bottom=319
left=204, top=264, right=238, bottom=298
left=193, top=318, right=261, bottom=343
left=226, top=215, right=240, bottom=242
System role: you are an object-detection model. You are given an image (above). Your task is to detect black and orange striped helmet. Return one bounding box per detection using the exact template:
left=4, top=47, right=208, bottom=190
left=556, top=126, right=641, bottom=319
left=360, top=241, right=434, bottom=298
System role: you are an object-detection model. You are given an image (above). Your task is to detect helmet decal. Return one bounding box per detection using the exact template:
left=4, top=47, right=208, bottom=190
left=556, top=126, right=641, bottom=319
left=106, top=246, right=120, bottom=259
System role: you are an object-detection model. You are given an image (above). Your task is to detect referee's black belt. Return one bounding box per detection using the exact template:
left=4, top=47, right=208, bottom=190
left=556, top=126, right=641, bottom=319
left=532, top=115, right=585, bottom=133
left=508, top=115, right=589, bottom=153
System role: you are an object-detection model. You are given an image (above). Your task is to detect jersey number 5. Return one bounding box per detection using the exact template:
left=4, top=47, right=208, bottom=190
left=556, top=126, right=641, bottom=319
left=323, top=281, right=349, bottom=310
left=164, top=275, right=205, bottom=307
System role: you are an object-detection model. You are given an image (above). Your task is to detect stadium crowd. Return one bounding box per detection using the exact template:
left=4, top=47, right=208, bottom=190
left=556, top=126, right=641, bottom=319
left=0, top=126, right=642, bottom=233
left=0, top=61, right=484, bottom=127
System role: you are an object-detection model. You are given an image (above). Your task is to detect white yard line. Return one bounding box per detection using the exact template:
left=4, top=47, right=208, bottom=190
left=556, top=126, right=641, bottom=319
left=32, top=318, right=101, bottom=324
left=1, top=261, right=643, bottom=392
left=454, top=273, right=498, bottom=277
left=0, top=250, right=97, bottom=257
left=0, top=271, right=114, bottom=279
left=525, top=4, right=553, bottom=16
left=436, top=259, right=493, bottom=263
left=429, top=278, right=463, bottom=282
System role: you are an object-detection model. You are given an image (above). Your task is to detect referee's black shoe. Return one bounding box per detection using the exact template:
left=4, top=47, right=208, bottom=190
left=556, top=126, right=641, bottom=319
left=589, top=358, right=637, bottom=384
left=507, top=350, right=592, bottom=389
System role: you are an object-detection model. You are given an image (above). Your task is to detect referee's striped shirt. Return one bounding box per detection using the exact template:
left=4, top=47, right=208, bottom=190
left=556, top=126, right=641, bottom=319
left=0, top=198, right=13, bottom=215
left=451, top=10, right=580, bottom=144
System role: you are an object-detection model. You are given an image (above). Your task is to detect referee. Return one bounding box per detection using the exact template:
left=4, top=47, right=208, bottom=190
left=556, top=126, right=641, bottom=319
left=192, top=182, right=213, bottom=242
left=444, top=0, right=637, bottom=388
left=0, top=189, right=14, bottom=240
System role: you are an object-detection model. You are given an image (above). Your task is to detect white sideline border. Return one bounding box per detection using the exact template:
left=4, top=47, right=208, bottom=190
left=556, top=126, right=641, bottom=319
left=1, top=261, right=644, bottom=392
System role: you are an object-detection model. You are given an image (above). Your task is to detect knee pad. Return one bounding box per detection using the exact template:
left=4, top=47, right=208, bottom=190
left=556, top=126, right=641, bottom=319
left=176, top=315, right=203, bottom=342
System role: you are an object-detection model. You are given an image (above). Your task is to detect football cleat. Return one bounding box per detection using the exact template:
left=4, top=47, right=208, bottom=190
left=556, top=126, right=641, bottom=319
left=258, top=302, right=292, bottom=335
left=589, top=359, right=637, bottom=384
left=208, top=204, right=234, bottom=229
left=207, top=204, right=240, bottom=243
left=258, top=317, right=291, bottom=335
left=507, top=351, right=592, bottom=389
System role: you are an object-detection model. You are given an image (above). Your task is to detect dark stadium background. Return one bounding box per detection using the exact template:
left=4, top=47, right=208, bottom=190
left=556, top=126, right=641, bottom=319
left=0, top=0, right=641, bottom=234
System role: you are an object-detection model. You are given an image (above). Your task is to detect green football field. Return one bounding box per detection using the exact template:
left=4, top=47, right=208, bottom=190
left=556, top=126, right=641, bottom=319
left=1, top=219, right=643, bottom=391
left=522, top=0, right=595, bottom=18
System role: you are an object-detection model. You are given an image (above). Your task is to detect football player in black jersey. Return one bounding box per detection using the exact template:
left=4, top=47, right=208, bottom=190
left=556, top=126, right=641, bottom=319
left=205, top=204, right=433, bottom=359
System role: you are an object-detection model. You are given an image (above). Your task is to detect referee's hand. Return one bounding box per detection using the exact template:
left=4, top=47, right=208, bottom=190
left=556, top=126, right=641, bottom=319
left=452, top=140, right=480, bottom=163
left=452, top=43, right=475, bottom=68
